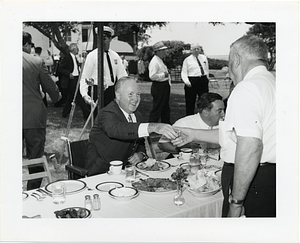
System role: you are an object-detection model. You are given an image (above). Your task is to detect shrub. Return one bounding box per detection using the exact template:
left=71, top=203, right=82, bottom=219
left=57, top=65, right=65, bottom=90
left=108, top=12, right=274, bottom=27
left=208, top=58, right=228, bottom=70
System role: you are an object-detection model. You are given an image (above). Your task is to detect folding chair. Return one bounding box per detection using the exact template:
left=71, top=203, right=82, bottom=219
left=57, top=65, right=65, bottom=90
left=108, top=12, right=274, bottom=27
left=22, top=155, right=52, bottom=187
left=65, top=138, right=89, bottom=179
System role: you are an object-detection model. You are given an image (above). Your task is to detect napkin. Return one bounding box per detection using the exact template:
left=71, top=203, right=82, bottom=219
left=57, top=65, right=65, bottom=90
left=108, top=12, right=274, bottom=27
left=188, top=170, right=207, bottom=190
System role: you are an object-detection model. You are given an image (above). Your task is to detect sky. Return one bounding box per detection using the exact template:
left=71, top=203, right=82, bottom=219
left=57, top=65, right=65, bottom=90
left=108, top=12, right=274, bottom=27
left=145, top=22, right=252, bottom=57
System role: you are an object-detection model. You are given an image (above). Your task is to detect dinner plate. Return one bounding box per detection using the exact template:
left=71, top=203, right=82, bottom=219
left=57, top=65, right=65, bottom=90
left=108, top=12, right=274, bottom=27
left=214, top=169, right=222, bottom=179
left=45, top=179, right=87, bottom=195
left=108, top=187, right=139, bottom=201
left=22, top=192, right=29, bottom=200
left=135, top=160, right=171, bottom=172
left=95, top=181, right=124, bottom=192
left=54, top=207, right=91, bottom=218
left=132, top=178, right=177, bottom=194
left=188, top=186, right=221, bottom=198
left=203, top=165, right=222, bottom=172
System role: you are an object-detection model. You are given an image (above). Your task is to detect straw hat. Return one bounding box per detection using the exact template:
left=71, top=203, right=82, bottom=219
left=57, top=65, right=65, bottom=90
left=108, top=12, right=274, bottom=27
left=190, top=43, right=201, bottom=50
left=153, top=41, right=168, bottom=51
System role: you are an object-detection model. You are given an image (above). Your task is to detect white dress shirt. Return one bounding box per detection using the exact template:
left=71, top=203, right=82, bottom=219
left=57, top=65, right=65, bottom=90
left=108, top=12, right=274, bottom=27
left=80, top=49, right=128, bottom=97
left=181, top=54, right=209, bottom=85
left=118, top=106, right=149, bottom=138
left=70, top=52, right=79, bottom=76
left=148, top=55, right=171, bottom=85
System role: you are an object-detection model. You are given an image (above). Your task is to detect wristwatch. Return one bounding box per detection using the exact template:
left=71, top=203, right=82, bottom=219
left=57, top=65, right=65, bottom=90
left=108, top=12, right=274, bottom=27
left=228, top=194, right=244, bottom=205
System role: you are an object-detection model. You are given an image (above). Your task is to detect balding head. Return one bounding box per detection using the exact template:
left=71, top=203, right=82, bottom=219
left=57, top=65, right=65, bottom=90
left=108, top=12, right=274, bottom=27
left=115, top=76, right=141, bottom=114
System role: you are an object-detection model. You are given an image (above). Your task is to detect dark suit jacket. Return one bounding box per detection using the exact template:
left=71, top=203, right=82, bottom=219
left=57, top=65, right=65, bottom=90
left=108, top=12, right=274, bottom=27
left=57, top=53, right=78, bottom=89
left=23, top=52, right=60, bottom=129
left=85, top=101, right=146, bottom=176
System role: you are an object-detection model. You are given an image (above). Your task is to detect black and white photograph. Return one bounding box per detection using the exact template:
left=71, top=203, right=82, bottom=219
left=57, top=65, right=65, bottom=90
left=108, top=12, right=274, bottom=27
left=0, top=1, right=299, bottom=242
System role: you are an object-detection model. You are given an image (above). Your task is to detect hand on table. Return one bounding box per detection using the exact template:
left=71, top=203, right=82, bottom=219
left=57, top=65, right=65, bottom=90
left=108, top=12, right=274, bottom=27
left=128, top=152, right=143, bottom=165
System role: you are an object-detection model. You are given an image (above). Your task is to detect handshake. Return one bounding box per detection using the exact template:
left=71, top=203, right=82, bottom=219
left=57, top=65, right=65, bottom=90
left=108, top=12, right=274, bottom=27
left=147, top=124, right=192, bottom=147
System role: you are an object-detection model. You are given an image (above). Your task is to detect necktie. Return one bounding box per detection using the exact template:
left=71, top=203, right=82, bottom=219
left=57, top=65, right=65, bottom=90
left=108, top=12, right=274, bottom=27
left=105, top=51, right=114, bottom=83
left=196, top=56, right=205, bottom=76
left=128, top=114, right=133, bottom=123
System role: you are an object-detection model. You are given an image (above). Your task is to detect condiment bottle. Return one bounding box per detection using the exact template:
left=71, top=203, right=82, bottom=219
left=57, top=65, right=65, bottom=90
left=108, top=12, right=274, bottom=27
left=92, top=194, right=101, bottom=211
left=84, top=195, right=92, bottom=210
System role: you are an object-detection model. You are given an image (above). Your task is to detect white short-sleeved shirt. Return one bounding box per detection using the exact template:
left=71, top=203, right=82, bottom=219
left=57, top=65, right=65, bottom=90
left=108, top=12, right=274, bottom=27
left=80, top=48, right=128, bottom=97
left=181, top=54, right=209, bottom=85
left=219, top=66, right=276, bottom=163
left=148, top=55, right=171, bottom=84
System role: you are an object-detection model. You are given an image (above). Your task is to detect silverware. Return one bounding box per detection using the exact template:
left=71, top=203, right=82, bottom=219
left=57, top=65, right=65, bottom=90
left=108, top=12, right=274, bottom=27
left=22, top=214, right=41, bottom=219
left=37, top=188, right=52, bottom=197
left=31, top=193, right=43, bottom=201
left=136, top=171, right=149, bottom=177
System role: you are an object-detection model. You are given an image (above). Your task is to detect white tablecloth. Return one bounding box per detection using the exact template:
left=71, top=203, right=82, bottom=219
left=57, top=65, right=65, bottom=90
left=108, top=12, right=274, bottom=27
left=23, top=158, right=224, bottom=218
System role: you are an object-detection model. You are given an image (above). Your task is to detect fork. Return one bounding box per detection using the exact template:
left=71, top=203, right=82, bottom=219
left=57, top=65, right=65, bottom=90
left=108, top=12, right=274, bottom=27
left=31, top=193, right=44, bottom=201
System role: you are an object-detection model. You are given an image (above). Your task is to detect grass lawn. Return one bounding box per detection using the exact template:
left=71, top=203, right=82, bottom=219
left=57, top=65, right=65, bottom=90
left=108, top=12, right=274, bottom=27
left=23, top=71, right=229, bottom=188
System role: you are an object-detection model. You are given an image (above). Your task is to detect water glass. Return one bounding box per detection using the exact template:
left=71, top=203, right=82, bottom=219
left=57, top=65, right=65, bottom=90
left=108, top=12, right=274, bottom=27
left=52, top=181, right=66, bottom=204
left=125, top=165, right=136, bottom=183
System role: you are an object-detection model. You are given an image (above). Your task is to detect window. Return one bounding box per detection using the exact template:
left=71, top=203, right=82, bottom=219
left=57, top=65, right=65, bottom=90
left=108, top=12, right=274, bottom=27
left=82, top=28, right=88, bottom=42
left=64, top=30, right=71, bottom=42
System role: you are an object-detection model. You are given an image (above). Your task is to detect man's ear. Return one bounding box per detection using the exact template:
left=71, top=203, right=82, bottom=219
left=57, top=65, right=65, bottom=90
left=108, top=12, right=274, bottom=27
left=115, top=91, right=120, bottom=100
left=233, top=53, right=241, bottom=68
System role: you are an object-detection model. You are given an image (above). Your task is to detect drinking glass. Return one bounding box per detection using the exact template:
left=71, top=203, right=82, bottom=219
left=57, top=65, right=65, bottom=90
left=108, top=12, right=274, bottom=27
left=125, top=165, right=136, bottom=183
left=52, top=181, right=66, bottom=204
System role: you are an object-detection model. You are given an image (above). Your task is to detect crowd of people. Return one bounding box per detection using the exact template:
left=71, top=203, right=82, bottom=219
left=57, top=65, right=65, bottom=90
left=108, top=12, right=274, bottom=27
left=23, top=26, right=276, bottom=218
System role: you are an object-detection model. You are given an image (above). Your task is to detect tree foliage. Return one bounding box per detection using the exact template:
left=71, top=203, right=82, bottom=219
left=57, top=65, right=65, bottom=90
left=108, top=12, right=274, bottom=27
left=24, top=22, right=80, bottom=55
left=246, top=22, right=276, bottom=70
left=136, top=40, right=190, bottom=68
left=24, top=21, right=167, bottom=54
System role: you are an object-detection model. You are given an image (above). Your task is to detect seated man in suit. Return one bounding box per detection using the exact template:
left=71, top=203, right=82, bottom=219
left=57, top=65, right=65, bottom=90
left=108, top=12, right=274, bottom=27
left=85, top=76, right=179, bottom=176
left=158, top=92, right=225, bottom=154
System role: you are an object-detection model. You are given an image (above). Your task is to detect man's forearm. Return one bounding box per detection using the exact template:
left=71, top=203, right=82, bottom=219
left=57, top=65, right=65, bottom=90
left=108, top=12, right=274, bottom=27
left=231, top=136, right=263, bottom=201
left=172, top=128, right=219, bottom=147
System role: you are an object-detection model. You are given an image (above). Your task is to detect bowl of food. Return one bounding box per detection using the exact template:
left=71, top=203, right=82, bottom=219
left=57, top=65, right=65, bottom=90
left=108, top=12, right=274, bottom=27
left=135, top=159, right=171, bottom=172
left=108, top=186, right=139, bottom=201
left=54, top=207, right=91, bottom=218
left=187, top=170, right=222, bottom=198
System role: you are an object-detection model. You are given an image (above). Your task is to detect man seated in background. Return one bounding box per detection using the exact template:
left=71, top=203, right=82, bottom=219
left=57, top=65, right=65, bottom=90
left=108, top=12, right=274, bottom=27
left=158, top=92, right=224, bottom=154
left=85, top=76, right=179, bottom=176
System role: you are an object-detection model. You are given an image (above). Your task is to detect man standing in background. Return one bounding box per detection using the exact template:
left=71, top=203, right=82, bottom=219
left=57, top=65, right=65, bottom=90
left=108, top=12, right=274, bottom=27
left=181, top=43, right=210, bottom=115
left=80, top=26, right=128, bottom=108
left=58, top=43, right=90, bottom=120
left=148, top=41, right=171, bottom=124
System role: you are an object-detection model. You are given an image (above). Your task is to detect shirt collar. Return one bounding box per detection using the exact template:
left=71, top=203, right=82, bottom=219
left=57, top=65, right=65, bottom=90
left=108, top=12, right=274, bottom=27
left=118, top=105, right=135, bottom=122
left=243, top=65, right=267, bottom=80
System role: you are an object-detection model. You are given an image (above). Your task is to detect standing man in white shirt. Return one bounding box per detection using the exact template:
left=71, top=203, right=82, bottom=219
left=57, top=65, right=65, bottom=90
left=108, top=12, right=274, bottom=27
left=172, top=35, right=276, bottom=217
left=80, top=26, right=128, bottom=110
left=181, top=43, right=210, bottom=115
left=148, top=41, right=171, bottom=124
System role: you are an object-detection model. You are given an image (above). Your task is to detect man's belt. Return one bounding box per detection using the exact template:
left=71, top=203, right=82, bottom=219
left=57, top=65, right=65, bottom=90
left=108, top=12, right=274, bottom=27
left=223, top=162, right=276, bottom=167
